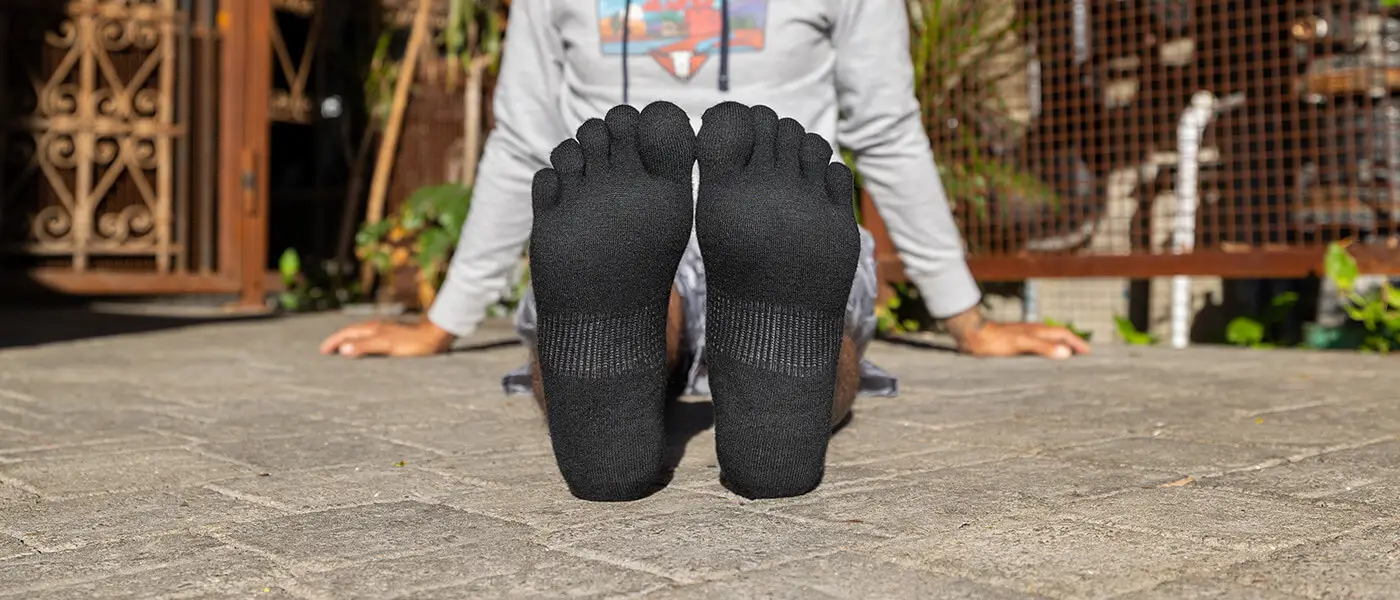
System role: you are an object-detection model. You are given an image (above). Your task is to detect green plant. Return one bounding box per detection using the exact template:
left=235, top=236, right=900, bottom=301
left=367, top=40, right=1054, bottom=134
left=1225, top=292, right=1298, bottom=349
left=356, top=184, right=472, bottom=307
left=876, top=283, right=929, bottom=336
left=1114, top=316, right=1158, bottom=346
left=1044, top=318, right=1092, bottom=342
left=276, top=248, right=363, bottom=312
left=907, top=0, right=1057, bottom=229
left=1324, top=242, right=1400, bottom=353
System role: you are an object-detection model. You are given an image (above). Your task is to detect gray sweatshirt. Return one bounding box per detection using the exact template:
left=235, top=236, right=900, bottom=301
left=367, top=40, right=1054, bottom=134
left=428, top=0, right=981, bottom=337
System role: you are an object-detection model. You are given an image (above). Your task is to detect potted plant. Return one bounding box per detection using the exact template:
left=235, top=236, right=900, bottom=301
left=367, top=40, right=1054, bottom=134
left=355, top=183, right=472, bottom=310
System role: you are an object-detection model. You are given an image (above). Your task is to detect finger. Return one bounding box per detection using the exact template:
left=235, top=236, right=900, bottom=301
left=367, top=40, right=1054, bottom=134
left=1017, top=335, right=1072, bottom=360
left=1033, top=326, right=1092, bottom=355
left=338, top=334, right=395, bottom=358
left=318, top=322, right=381, bottom=354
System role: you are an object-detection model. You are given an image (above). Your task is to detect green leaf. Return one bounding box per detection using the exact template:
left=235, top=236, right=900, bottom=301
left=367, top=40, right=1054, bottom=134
left=368, top=249, right=392, bottom=275
left=1044, top=318, right=1092, bottom=342
left=1262, top=291, right=1299, bottom=324
left=1324, top=242, right=1359, bottom=292
left=415, top=227, right=456, bottom=273
left=278, top=292, right=300, bottom=311
left=1225, top=317, right=1266, bottom=347
left=278, top=248, right=301, bottom=285
left=1114, top=315, right=1157, bottom=346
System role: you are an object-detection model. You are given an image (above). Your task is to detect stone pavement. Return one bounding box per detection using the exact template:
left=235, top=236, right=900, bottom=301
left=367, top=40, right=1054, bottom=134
left=1, top=311, right=1398, bottom=599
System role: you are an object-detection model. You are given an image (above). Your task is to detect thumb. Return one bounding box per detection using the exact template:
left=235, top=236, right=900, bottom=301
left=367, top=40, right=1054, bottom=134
left=1018, top=336, right=1073, bottom=360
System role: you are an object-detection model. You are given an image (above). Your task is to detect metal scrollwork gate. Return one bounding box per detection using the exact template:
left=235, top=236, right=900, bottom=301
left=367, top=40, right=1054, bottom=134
left=2, top=0, right=273, bottom=302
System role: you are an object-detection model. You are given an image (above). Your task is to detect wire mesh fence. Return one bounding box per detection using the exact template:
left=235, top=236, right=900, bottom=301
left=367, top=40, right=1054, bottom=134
left=907, top=0, right=1400, bottom=281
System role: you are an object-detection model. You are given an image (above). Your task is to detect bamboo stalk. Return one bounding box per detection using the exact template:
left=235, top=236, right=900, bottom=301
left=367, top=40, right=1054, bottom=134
left=360, top=0, right=433, bottom=292
left=462, top=55, right=488, bottom=187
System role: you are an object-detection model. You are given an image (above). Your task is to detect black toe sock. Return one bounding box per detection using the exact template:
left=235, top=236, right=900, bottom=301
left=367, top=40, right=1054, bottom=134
left=530, top=102, right=696, bottom=501
left=695, top=102, right=861, bottom=499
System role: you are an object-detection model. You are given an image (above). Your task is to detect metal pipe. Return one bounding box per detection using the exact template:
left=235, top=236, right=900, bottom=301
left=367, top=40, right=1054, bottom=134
left=1022, top=279, right=1039, bottom=323
left=1171, top=91, right=1244, bottom=349
left=1170, top=92, right=1214, bottom=350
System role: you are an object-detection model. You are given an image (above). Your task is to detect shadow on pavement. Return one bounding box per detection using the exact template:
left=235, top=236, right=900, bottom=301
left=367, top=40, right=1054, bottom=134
left=0, top=303, right=272, bottom=351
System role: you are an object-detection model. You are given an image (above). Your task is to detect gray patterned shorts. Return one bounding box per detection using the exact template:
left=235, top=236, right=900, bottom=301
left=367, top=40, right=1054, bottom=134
left=502, top=227, right=897, bottom=398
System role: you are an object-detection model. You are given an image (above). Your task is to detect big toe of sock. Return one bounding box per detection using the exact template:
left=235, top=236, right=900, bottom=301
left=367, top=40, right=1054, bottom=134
left=635, top=101, right=696, bottom=183
left=696, top=101, right=757, bottom=178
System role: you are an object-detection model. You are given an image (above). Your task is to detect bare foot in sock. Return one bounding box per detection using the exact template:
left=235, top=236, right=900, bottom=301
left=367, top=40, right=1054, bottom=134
left=530, top=102, right=695, bottom=501
left=695, top=102, right=861, bottom=499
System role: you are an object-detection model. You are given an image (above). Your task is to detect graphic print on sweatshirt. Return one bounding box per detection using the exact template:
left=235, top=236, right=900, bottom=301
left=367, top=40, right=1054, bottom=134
left=598, top=0, right=768, bottom=82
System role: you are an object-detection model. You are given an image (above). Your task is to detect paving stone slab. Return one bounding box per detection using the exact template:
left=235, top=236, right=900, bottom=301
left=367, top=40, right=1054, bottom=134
left=200, top=432, right=429, bottom=473
left=1064, top=488, right=1382, bottom=551
left=0, top=488, right=281, bottom=552
left=1206, top=441, right=1400, bottom=512
left=385, top=549, right=669, bottom=600
left=771, top=457, right=1180, bottom=538
left=879, top=521, right=1261, bottom=599
left=0, top=534, right=30, bottom=560
left=0, top=534, right=226, bottom=596
left=25, top=546, right=285, bottom=600
left=543, top=505, right=886, bottom=584
left=1114, top=578, right=1312, bottom=599
left=1048, top=438, right=1294, bottom=478
left=1227, top=524, right=1400, bottom=600
left=292, top=541, right=666, bottom=599
left=644, top=551, right=1047, bottom=600
left=217, top=500, right=529, bottom=572
left=209, top=464, right=464, bottom=511
left=0, top=447, right=254, bottom=497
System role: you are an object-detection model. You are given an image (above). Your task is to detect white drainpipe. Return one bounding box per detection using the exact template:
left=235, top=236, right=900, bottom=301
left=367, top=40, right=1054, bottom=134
left=1171, top=93, right=1214, bottom=349
left=1171, top=91, right=1244, bottom=349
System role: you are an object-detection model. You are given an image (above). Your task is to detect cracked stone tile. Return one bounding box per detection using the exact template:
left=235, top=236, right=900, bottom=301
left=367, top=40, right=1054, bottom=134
left=414, top=451, right=562, bottom=487
left=209, top=464, right=466, bottom=511
left=1167, top=403, right=1400, bottom=449
left=542, top=505, right=884, bottom=584
left=200, top=432, right=429, bottom=472
left=24, top=545, right=284, bottom=600
left=926, top=418, right=1132, bottom=453
left=0, top=534, right=30, bottom=560
left=772, top=457, right=1179, bottom=537
left=824, top=417, right=1018, bottom=467
left=0, top=487, right=280, bottom=552
left=879, top=521, right=1260, bottom=598
left=294, top=542, right=666, bottom=600
left=1064, top=488, right=1381, bottom=551
left=0, top=534, right=225, bottom=595
left=1207, top=441, right=1400, bottom=512
left=643, top=550, right=1046, bottom=599
left=363, top=413, right=551, bottom=457
left=137, top=408, right=354, bottom=444
left=1049, top=438, right=1293, bottom=478
left=1116, top=578, right=1311, bottom=599
left=0, top=448, right=255, bottom=497
left=1227, top=524, right=1400, bottom=599
left=0, top=434, right=179, bottom=459
left=217, top=500, right=529, bottom=572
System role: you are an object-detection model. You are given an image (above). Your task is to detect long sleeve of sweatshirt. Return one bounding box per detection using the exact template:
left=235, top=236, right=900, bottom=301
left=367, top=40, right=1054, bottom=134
left=427, top=0, right=567, bottom=337
left=831, top=0, right=982, bottom=318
